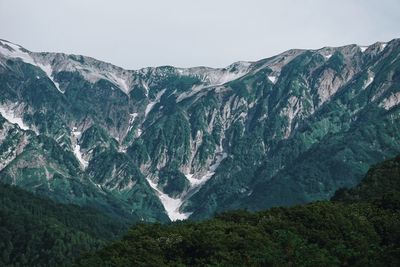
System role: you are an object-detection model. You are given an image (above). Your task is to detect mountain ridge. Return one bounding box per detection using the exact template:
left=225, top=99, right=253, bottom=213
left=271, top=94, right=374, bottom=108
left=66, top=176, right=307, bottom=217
left=0, top=38, right=393, bottom=96
left=0, top=38, right=391, bottom=71
left=0, top=37, right=399, bottom=221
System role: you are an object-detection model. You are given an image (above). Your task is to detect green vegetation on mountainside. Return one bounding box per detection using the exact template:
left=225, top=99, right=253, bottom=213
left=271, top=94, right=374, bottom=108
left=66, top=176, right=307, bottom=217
left=76, top=155, right=400, bottom=266
left=0, top=183, right=129, bottom=267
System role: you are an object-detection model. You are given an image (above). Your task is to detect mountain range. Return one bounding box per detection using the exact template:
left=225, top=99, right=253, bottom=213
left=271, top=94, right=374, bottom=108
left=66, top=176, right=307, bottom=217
left=0, top=38, right=399, bottom=222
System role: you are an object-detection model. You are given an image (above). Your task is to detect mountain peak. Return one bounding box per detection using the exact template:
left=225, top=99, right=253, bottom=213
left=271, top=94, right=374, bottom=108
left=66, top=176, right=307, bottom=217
left=0, top=38, right=399, bottom=222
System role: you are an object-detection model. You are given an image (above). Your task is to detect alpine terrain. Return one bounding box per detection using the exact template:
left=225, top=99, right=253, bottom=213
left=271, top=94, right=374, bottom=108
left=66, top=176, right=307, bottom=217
left=1, top=38, right=400, bottom=222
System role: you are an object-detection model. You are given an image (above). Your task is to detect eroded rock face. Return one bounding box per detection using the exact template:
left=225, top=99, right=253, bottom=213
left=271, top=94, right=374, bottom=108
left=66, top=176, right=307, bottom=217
left=1, top=38, right=400, bottom=221
left=381, top=92, right=400, bottom=110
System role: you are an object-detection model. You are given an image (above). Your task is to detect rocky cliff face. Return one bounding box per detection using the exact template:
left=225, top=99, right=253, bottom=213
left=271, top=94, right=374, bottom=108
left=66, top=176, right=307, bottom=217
left=1, top=38, right=400, bottom=221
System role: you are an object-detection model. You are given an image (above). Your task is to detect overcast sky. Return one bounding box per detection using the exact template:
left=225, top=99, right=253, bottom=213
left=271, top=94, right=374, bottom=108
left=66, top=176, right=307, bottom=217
left=1, top=0, right=399, bottom=70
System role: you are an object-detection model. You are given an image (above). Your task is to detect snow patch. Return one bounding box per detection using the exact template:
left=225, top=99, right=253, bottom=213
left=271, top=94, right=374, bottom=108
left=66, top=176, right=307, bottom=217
left=146, top=177, right=191, bottom=221
left=0, top=40, right=136, bottom=95
left=36, top=62, right=63, bottom=93
left=359, top=46, right=368, bottom=52
left=72, top=128, right=81, bottom=138
left=144, top=89, right=166, bottom=117
left=268, top=75, right=277, bottom=84
left=136, top=128, right=142, bottom=137
left=0, top=40, right=63, bottom=93
left=73, top=144, right=88, bottom=168
left=147, top=147, right=228, bottom=221
left=127, top=113, right=139, bottom=133
left=72, top=128, right=88, bottom=169
left=185, top=152, right=228, bottom=188
left=118, top=146, right=127, bottom=153
left=129, top=113, right=138, bottom=124
left=363, top=71, right=374, bottom=89
left=0, top=105, right=29, bottom=130
left=142, top=81, right=150, bottom=96
left=145, top=102, right=157, bottom=117
left=0, top=40, right=36, bottom=65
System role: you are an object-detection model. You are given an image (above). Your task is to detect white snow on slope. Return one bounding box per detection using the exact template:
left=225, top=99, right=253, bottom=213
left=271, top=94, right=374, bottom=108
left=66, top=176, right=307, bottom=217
left=185, top=152, right=228, bottom=188
left=145, top=102, right=157, bottom=117
left=146, top=177, right=192, bottom=221
left=127, top=113, right=139, bottom=133
left=142, top=81, right=150, bottom=96
left=72, top=128, right=81, bottom=138
left=72, top=128, right=88, bottom=169
left=129, top=113, right=138, bottom=124
left=145, top=89, right=166, bottom=117
left=268, top=75, right=277, bottom=84
left=0, top=40, right=36, bottom=65
left=363, top=71, right=374, bottom=89
left=0, top=40, right=135, bottom=95
left=0, top=105, right=29, bottom=130
left=36, top=62, right=63, bottom=93
left=148, top=149, right=228, bottom=221
left=137, top=128, right=142, bottom=137
left=360, top=46, right=368, bottom=52
left=73, top=144, right=88, bottom=168
left=0, top=40, right=63, bottom=93
left=316, top=47, right=333, bottom=61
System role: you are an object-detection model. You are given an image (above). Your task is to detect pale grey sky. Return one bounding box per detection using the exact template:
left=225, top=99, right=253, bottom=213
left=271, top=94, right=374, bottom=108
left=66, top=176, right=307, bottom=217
left=0, top=0, right=399, bottom=70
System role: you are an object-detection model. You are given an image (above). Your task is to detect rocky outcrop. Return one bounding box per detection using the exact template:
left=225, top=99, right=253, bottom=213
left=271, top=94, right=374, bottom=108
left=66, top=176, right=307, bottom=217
left=1, top=38, right=400, bottom=221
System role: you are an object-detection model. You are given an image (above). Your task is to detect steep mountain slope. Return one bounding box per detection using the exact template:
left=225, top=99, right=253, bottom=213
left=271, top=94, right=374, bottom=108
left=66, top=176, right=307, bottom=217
left=0, top=38, right=400, bottom=221
left=76, top=155, right=400, bottom=266
left=0, top=114, right=167, bottom=222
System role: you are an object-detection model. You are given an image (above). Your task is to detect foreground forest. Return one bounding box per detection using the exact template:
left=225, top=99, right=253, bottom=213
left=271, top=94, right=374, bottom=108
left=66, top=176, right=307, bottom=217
left=76, top=155, right=400, bottom=266
left=0, top=184, right=129, bottom=266
left=1, top=155, right=399, bottom=266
